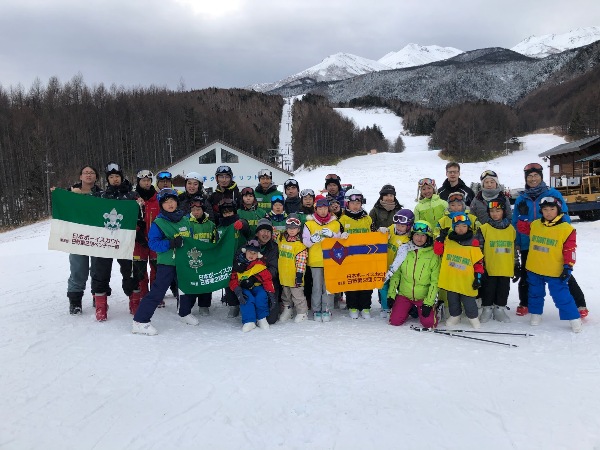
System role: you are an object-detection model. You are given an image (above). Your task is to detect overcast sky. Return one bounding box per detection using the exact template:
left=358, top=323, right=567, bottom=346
left=1, top=0, right=598, bottom=91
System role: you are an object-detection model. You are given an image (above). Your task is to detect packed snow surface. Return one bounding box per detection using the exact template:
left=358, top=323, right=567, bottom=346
left=1, top=109, right=599, bottom=449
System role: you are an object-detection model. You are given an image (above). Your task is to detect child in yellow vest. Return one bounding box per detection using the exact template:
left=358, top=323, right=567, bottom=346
left=434, top=212, right=484, bottom=329
left=338, top=189, right=374, bottom=319
left=302, top=195, right=342, bottom=322
left=277, top=214, right=309, bottom=323
left=434, top=191, right=480, bottom=239
left=522, top=196, right=581, bottom=332
left=478, top=199, right=518, bottom=323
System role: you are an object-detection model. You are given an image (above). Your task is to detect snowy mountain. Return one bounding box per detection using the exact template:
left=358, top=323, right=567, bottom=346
left=378, top=43, right=463, bottom=69
left=511, top=26, right=600, bottom=58
left=250, top=53, right=389, bottom=92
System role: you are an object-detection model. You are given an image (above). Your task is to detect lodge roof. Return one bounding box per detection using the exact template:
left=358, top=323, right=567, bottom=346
left=538, top=135, right=600, bottom=158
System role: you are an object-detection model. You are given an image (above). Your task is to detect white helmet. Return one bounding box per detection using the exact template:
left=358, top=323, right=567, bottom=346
left=345, top=188, right=365, bottom=204
left=185, top=172, right=203, bottom=183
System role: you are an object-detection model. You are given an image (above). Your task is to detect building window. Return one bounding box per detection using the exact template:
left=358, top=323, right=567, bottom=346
left=553, top=164, right=560, bottom=174
left=199, top=149, right=216, bottom=164
left=221, top=148, right=239, bottom=163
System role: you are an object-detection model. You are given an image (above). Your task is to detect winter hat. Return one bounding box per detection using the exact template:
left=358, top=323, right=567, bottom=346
left=324, top=173, right=342, bottom=190
left=271, top=194, right=285, bottom=207
left=315, top=195, right=330, bottom=208
left=255, top=218, right=274, bottom=233
left=157, top=188, right=179, bottom=206
left=105, top=162, right=124, bottom=182
left=538, top=196, right=562, bottom=214
left=242, top=239, right=263, bottom=258
left=447, top=192, right=466, bottom=210
left=450, top=211, right=472, bottom=230
left=524, top=162, right=543, bottom=180
left=480, top=170, right=499, bottom=187
left=285, top=214, right=301, bottom=229
left=379, top=184, right=396, bottom=197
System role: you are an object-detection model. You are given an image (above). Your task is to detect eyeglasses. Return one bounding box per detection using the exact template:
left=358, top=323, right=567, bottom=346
left=480, top=170, right=497, bottom=180
left=448, top=193, right=464, bottom=203
left=137, top=169, right=154, bottom=179
left=418, top=178, right=435, bottom=187
left=452, top=214, right=469, bottom=223
left=446, top=170, right=459, bottom=175
left=524, top=163, right=543, bottom=172
left=393, top=214, right=412, bottom=224
left=156, top=171, right=172, bottom=180
left=286, top=217, right=301, bottom=227
left=216, top=166, right=232, bottom=175
left=325, top=174, right=340, bottom=181
left=241, top=187, right=254, bottom=196
left=300, top=189, right=315, bottom=197
left=487, top=201, right=503, bottom=209
left=412, top=222, right=431, bottom=234
left=346, top=194, right=364, bottom=202
left=81, top=171, right=96, bottom=176
left=258, top=169, right=272, bottom=178
left=106, top=163, right=121, bottom=172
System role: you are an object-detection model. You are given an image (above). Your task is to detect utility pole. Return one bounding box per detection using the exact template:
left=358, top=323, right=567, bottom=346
left=45, top=153, right=54, bottom=216
left=166, top=137, right=173, bottom=164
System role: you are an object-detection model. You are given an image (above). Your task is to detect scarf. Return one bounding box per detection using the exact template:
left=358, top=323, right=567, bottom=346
left=344, top=208, right=367, bottom=220
left=481, top=186, right=502, bottom=202
left=160, top=209, right=185, bottom=223
left=488, top=218, right=510, bottom=229
left=524, top=181, right=548, bottom=201
left=313, top=212, right=332, bottom=225
left=136, top=185, right=156, bottom=201
left=448, top=229, right=474, bottom=243
left=379, top=199, right=397, bottom=212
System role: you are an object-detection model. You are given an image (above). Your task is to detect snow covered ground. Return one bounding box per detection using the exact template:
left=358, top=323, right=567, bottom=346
left=2, top=111, right=600, bottom=448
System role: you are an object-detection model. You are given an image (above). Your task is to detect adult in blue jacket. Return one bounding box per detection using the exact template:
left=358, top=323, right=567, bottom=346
left=512, top=163, right=587, bottom=317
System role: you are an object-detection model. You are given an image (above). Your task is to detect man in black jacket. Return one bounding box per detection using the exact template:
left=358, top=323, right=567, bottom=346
left=438, top=162, right=475, bottom=206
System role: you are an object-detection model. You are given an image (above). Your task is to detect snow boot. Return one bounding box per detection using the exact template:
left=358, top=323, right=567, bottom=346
left=479, top=306, right=493, bottom=323
left=68, top=292, right=83, bottom=315
left=313, top=311, right=322, bottom=322
left=468, top=317, right=481, bottom=329
left=570, top=318, right=582, bottom=333
left=361, top=309, right=371, bottom=319
left=446, top=315, right=461, bottom=327
left=493, top=305, right=511, bottom=323
left=578, top=307, right=589, bottom=318
left=279, top=306, right=293, bottom=323
left=516, top=305, right=528, bottom=316
left=129, top=290, right=142, bottom=315
left=349, top=308, right=359, bottom=319
left=530, top=314, right=542, bottom=326
left=227, top=305, right=240, bottom=318
left=257, top=318, right=270, bottom=330
left=294, top=313, right=308, bottom=323
left=321, top=311, right=331, bottom=322
left=94, top=294, right=108, bottom=321
left=242, top=322, right=256, bottom=332
left=180, top=314, right=199, bottom=326
left=380, top=309, right=390, bottom=319
left=132, top=321, right=158, bottom=336
left=198, top=307, right=210, bottom=316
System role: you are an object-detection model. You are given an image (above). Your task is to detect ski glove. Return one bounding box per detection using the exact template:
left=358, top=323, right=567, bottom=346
left=438, top=228, right=449, bottom=241
left=267, top=291, right=277, bottom=306
left=233, top=286, right=246, bottom=305
left=321, top=228, right=334, bottom=238
left=240, top=276, right=257, bottom=290
left=233, top=220, right=244, bottom=230
left=295, top=272, right=304, bottom=288
left=421, top=304, right=432, bottom=318
left=340, top=232, right=350, bottom=240
left=516, top=216, right=531, bottom=235
left=378, top=227, right=389, bottom=234
left=517, top=202, right=529, bottom=216
left=169, top=236, right=183, bottom=249
left=387, top=296, right=395, bottom=310
left=559, top=265, right=572, bottom=282
left=433, top=240, right=444, bottom=256
left=310, top=232, right=322, bottom=243
left=472, top=273, right=482, bottom=290
left=512, top=261, right=521, bottom=283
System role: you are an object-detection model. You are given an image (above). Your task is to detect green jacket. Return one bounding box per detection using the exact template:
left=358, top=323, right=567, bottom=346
left=254, top=184, right=284, bottom=211
left=414, top=194, right=448, bottom=227
left=388, top=245, right=440, bottom=306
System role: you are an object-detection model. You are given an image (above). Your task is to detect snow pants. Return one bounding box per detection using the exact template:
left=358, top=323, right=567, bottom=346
left=281, top=286, right=308, bottom=314
left=303, top=266, right=313, bottom=310
left=346, top=290, right=372, bottom=311
left=527, top=271, right=579, bottom=320
left=518, top=250, right=586, bottom=308
left=240, top=285, right=269, bottom=324
left=67, top=253, right=96, bottom=294
left=447, top=291, right=478, bottom=319
left=389, top=296, right=436, bottom=328
left=91, top=257, right=141, bottom=296
left=134, top=264, right=194, bottom=323
left=178, top=293, right=211, bottom=316
left=481, top=274, right=510, bottom=307
left=310, top=267, right=334, bottom=313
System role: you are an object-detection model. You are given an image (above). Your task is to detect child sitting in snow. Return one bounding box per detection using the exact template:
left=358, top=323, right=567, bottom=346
left=229, top=239, right=277, bottom=332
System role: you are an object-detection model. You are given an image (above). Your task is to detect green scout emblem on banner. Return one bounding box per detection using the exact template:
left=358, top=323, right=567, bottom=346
left=175, top=226, right=236, bottom=294
left=48, top=189, right=138, bottom=259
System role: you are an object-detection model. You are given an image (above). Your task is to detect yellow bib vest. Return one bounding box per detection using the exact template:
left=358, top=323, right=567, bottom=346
left=438, top=239, right=483, bottom=297
left=305, top=218, right=341, bottom=267
left=480, top=223, right=516, bottom=277
left=526, top=220, right=574, bottom=277
left=278, top=238, right=307, bottom=286
left=387, top=225, right=410, bottom=267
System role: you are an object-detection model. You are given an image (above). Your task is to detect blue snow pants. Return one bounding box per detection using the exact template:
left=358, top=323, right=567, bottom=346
left=240, top=285, right=269, bottom=324
left=527, top=271, right=579, bottom=320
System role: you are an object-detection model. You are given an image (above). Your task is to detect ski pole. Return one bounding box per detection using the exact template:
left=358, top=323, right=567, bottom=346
left=410, top=326, right=518, bottom=348
left=414, top=326, right=534, bottom=337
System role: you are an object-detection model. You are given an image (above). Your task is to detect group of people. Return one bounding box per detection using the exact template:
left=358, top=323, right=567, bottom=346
left=60, top=160, right=588, bottom=335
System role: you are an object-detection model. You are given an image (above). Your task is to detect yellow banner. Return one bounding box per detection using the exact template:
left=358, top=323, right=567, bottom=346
left=321, top=232, right=387, bottom=293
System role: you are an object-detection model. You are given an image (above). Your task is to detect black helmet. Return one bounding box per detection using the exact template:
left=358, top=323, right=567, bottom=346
left=215, top=165, right=233, bottom=177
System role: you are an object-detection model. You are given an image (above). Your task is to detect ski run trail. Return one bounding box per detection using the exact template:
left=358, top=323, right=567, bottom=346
left=1, top=108, right=599, bottom=449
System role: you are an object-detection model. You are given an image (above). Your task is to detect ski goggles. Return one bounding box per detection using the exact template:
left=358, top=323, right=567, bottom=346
left=418, top=178, right=435, bottom=187
left=539, top=196, right=559, bottom=207
left=156, top=171, right=172, bottom=180
left=284, top=179, right=299, bottom=188
left=447, top=192, right=465, bottom=203
left=241, top=187, right=255, bottom=196
left=452, top=214, right=469, bottom=224
left=412, top=222, right=431, bottom=234
left=258, top=169, right=272, bottom=178
left=300, top=188, right=315, bottom=198
left=480, top=170, right=498, bottom=180
left=106, top=162, right=121, bottom=173
left=487, top=200, right=504, bottom=209
left=136, top=169, right=154, bottom=179
left=215, top=166, right=232, bottom=175
left=271, top=194, right=285, bottom=203
left=346, top=194, right=364, bottom=203
left=190, top=199, right=204, bottom=208
left=325, top=174, right=340, bottom=181
left=393, top=214, right=413, bottom=224
left=285, top=217, right=301, bottom=228
left=524, top=163, right=543, bottom=172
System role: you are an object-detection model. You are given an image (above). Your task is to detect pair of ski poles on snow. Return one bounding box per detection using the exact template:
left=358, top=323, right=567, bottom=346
left=410, top=325, right=534, bottom=348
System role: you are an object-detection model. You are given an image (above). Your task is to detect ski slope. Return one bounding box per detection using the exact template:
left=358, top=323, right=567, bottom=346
left=1, top=118, right=599, bottom=449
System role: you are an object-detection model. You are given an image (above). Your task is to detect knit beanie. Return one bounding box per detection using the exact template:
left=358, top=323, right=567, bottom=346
left=255, top=218, right=274, bottom=233
left=480, top=170, right=500, bottom=187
